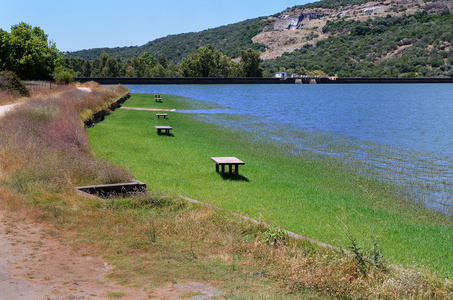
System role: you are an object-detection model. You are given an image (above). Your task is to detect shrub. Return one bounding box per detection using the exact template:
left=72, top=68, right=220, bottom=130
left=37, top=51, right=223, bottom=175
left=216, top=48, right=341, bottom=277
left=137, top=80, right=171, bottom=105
left=54, top=68, right=75, bottom=84
left=262, top=225, right=287, bottom=246
left=0, top=70, right=29, bottom=98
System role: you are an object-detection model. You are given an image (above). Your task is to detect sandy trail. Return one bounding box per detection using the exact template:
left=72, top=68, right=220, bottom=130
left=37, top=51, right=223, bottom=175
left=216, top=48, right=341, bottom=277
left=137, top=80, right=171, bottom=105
left=0, top=103, right=21, bottom=117
left=0, top=213, right=151, bottom=299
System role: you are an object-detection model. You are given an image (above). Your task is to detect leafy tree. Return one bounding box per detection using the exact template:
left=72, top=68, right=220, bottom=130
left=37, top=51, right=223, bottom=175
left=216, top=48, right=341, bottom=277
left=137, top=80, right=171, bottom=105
left=0, top=29, right=11, bottom=71
left=178, top=45, right=236, bottom=77
left=142, top=52, right=155, bottom=67
left=125, top=65, right=135, bottom=77
left=165, top=60, right=181, bottom=77
left=240, top=49, right=263, bottom=77
left=158, top=53, right=168, bottom=69
left=151, top=63, right=166, bottom=77
left=53, top=66, right=75, bottom=84
left=90, top=58, right=102, bottom=77
left=198, top=45, right=220, bottom=77
left=1, top=22, right=62, bottom=80
left=296, top=66, right=308, bottom=75
left=101, top=55, right=118, bottom=77
left=82, top=60, right=91, bottom=77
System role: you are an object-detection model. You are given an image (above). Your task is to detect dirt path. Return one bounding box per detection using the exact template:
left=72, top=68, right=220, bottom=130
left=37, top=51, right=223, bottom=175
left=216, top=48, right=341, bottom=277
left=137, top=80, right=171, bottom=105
left=0, top=103, right=21, bottom=117
left=0, top=212, right=152, bottom=299
left=0, top=210, right=223, bottom=300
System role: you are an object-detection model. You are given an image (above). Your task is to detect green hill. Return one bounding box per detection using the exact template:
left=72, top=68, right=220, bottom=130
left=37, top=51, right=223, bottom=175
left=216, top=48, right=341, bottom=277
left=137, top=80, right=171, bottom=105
left=263, top=10, right=453, bottom=77
left=66, top=0, right=453, bottom=78
left=67, top=18, right=270, bottom=62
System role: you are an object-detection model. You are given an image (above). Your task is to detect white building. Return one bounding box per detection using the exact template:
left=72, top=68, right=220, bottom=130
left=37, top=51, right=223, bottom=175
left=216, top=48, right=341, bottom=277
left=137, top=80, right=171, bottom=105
left=275, top=72, right=287, bottom=79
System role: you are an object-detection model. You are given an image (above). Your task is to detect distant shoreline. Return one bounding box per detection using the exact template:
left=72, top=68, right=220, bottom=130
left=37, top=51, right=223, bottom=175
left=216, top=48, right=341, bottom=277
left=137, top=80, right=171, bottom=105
left=74, top=77, right=453, bottom=85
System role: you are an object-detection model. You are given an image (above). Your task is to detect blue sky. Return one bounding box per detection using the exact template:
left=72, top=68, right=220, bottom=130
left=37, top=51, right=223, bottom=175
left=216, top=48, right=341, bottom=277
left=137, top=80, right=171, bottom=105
left=0, top=0, right=312, bottom=52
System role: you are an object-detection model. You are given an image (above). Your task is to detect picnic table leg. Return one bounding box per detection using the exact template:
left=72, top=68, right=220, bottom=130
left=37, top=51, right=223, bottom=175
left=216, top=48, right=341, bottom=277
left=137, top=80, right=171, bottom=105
left=216, top=164, right=219, bottom=173
left=221, top=164, right=225, bottom=174
left=229, top=164, right=233, bottom=173
left=234, top=164, right=239, bottom=175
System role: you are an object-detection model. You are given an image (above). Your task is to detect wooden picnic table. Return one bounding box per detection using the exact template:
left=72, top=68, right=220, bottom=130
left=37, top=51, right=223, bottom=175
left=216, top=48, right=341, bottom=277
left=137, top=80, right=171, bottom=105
left=154, top=126, right=172, bottom=135
left=155, top=94, right=162, bottom=102
left=210, top=157, right=245, bottom=175
left=156, top=113, right=168, bottom=119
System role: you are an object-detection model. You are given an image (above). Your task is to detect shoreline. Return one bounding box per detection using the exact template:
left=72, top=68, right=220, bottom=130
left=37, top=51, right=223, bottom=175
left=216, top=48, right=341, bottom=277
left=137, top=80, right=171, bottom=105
left=88, top=92, right=453, bottom=278
left=74, top=76, right=453, bottom=85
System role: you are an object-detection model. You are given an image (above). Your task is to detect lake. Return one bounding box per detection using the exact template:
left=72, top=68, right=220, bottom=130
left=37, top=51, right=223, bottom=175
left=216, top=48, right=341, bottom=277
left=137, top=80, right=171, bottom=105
left=126, top=84, right=453, bottom=214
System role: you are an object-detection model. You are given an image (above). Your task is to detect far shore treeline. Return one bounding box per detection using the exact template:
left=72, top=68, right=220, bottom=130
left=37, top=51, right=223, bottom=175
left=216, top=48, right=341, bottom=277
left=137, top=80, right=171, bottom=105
left=0, top=23, right=265, bottom=83
left=65, top=45, right=265, bottom=79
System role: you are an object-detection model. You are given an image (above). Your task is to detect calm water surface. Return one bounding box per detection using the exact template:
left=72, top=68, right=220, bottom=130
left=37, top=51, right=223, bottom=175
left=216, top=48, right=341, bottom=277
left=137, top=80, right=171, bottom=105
left=127, top=84, right=453, bottom=214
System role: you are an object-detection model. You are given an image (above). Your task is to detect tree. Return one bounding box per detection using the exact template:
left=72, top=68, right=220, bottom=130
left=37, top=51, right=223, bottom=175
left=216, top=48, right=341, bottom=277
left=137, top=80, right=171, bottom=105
left=240, top=49, right=263, bottom=77
left=151, top=63, right=166, bottom=77
left=3, top=23, right=62, bottom=80
left=296, top=66, right=308, bottom=75
left=101, top=55, right=118, bottom=77
left=198, top=45, right=219, bottom=77
left=90, top=58, right=102, bottom=77
left=81, top=60, right=91, bottom=77
left=53, top=66, right=75, bottom=84
left=0, top=29, right=11, bottom=71
left=178, top=45, right=226, bottom=77
left=158, top=53, right=168, bottom=69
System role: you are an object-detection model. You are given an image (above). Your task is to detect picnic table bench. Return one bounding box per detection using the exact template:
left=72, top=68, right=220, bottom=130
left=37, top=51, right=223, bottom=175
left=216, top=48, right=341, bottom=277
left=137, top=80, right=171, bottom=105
left=156, top=113, right=168, bottom=119
left=154, top=126, right=173, bottom=135
left=210, top=157, right=245, bottom=175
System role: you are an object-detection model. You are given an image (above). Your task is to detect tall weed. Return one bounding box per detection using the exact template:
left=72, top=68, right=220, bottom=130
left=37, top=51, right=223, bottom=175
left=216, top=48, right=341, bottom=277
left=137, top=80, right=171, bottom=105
left=0, top=85, right=131, bottom=198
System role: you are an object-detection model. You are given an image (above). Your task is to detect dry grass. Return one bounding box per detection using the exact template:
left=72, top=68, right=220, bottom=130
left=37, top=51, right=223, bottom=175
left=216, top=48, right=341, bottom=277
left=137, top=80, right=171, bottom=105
left=0, top=84, right=452, bottom=299
left=0, top=90, right=17, bottom=105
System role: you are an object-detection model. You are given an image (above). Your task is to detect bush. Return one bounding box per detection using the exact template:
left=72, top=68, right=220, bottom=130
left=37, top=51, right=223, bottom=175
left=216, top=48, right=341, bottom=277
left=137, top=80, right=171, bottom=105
left=0, top=71, right=29, bottom=97
left=54, top=68, right=75, bottom=84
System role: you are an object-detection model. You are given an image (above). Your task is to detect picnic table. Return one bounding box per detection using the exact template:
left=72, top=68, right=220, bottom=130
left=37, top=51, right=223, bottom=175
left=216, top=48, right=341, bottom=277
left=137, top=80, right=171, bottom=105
left=154, top=126, right=172, bottom=135
left=156, top=113, right=168, bottom=119
left=210, top=157, right=245, bottom=175
left=155, top=94, right=162, bottom=102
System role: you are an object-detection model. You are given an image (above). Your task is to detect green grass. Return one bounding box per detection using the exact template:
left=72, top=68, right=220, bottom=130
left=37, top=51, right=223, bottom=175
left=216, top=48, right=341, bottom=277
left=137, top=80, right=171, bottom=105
left=88, top=93, right=453, bottom=278
left=120, top=93, right=223, bottom=110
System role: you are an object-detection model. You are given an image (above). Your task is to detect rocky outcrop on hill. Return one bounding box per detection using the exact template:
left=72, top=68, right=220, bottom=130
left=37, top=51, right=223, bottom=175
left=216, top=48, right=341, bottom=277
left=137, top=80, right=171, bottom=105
left=255, top=0, right=429, bottom=60
left=273, top=12, right=325, bottom=30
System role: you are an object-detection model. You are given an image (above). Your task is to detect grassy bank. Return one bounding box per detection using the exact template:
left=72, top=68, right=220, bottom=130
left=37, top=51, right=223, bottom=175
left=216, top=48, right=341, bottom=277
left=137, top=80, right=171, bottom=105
left=1, top=87, right=452, bottom=299
left=89, top=93, right=453, bottom=279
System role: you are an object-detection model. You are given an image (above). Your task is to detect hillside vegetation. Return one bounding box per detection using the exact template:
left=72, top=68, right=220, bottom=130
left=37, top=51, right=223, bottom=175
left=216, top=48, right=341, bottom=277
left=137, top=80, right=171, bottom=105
left=66, top=0, right=453, bottom=77
left=68, top=18, right=269, bottom=62
left=263, top=10, right=453, bottom=77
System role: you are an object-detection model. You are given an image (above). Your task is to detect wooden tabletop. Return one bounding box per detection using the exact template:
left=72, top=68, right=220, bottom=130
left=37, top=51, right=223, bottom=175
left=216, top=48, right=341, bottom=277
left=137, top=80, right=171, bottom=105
left=210, top=157, right=245, bottom=165
left=154, top=126, right=172, bottom=129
